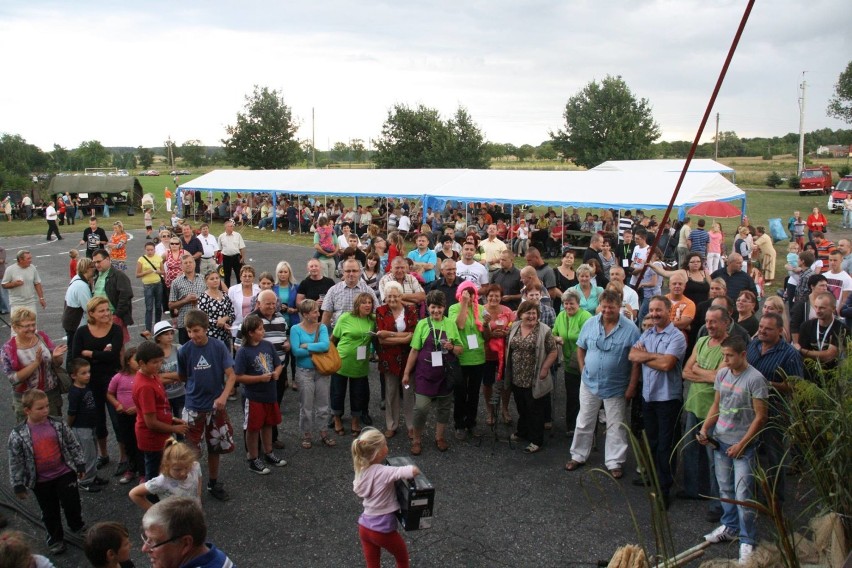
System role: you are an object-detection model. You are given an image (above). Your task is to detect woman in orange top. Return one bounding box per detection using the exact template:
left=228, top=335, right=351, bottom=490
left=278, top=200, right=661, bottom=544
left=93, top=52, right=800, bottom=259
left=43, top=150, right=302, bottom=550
left=108, top=221, right=129, bottom=271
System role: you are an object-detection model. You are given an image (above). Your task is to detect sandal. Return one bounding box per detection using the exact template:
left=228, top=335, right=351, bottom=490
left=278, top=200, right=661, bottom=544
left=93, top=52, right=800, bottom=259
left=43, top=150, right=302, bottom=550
left=384, top=430, right=396, bottom=439
left=333, top=418, right=345, bottom=436
left=320, top=436, right=337, bottom=447
left=486, top=414, right=495, bottom=426
left=502, top=411, right=513, bottom=425
left=609, top=468, right=624, bottom=480
left=564, top=460, right=585, bottom=471
left=301, top=438, right=312, bottom=450
left=351, top=428, right=362, bottom=437
left=410, top=440, right=422, bottom=456
left=436, top=438, right=449, bottom=452
left=523, top=443, right=540, bottom=454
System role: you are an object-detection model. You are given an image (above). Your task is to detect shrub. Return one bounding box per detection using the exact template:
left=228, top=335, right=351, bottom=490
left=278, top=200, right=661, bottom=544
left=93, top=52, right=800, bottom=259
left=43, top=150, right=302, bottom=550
left=766, top=171, right=783, bottom=188
left=788, top=175, right=801, bottom=189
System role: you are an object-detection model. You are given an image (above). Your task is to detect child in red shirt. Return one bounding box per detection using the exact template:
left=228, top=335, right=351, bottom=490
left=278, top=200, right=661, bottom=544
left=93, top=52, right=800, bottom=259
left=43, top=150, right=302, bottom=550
left=69, top=249, right=78, bottom=280
left=132, top=342, right=188, bottom=481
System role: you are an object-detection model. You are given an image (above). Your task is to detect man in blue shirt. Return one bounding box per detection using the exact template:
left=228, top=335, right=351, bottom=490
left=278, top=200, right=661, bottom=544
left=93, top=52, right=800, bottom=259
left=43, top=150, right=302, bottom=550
left=407, top=234, right=438, bottom=284
left=629, top=295, right=687, bottom=507
left=747, top=312, right=803, bottom=503
left=688, top=219, right=711, bottom=259
left=565, top=290, right=640, bottom=478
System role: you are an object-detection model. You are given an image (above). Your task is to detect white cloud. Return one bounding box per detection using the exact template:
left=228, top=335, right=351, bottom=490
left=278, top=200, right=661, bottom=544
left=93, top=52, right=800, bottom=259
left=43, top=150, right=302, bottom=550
left=1, top=0, right=848, bottom=151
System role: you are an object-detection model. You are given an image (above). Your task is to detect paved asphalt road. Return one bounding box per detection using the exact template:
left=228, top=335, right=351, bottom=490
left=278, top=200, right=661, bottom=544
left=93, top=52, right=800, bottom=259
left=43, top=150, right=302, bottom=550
left=0, top=227, right=795, bottom=567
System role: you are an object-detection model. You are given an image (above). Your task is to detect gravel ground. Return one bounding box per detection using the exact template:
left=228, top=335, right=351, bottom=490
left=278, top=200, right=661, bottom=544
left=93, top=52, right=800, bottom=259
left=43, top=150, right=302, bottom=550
left=0, top=228, right=807, bottom=567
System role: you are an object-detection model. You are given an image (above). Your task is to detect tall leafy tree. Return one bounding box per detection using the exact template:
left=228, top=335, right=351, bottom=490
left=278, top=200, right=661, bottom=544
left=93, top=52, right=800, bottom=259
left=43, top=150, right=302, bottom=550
left=181, top=140, right=207, bottom=168
left=137, top=146, right=154, bottom=169
left=223, top=85, right=301, bottom=169
left=827, top=61, right=852, bottom=124
left=0, top=134, right=48, bottom=175
left=550, top=75, right=661, bottom=169
left=72, top=140, right=110, bottom=169
left=373, top=104, right=488, bottom=169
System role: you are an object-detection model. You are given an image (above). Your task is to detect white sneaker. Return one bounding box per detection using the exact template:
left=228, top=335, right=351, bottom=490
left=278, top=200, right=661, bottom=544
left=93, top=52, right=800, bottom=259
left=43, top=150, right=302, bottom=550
left=704, top=525, right=738, bottom=543
left=738, top=543, right=754, bottom=564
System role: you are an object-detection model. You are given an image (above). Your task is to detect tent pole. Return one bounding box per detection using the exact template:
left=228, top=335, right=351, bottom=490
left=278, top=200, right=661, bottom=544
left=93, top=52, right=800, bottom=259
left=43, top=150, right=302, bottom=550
left=561, top=206, right=565, bottom=254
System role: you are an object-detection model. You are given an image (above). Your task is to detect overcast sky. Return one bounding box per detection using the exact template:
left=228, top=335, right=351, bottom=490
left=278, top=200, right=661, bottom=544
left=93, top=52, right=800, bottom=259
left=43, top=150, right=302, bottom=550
left=1, top=0, right=849, bottom=152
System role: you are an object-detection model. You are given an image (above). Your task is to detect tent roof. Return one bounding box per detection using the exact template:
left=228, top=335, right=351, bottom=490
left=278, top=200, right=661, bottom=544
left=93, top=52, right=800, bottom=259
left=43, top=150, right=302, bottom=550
left=47, top=175, right=142, bottom=196
left=180, top=168, right=744, bottom=213
left=591, top=159, right=735, bottom=174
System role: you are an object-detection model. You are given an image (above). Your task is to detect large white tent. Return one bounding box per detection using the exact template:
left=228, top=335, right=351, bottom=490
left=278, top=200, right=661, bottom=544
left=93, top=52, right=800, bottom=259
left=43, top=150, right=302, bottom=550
left=592, top=159, right=735, bottom=174
left=180, top=168, right=745, bottom=220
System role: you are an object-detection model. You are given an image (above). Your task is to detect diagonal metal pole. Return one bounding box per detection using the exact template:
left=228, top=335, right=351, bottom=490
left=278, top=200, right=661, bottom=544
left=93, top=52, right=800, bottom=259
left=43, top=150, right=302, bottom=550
left=638, top=0, right=755, bottom=285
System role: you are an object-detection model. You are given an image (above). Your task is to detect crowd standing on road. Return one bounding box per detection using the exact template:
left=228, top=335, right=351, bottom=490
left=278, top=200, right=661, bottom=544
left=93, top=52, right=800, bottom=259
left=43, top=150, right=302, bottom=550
left=2, top=199, right=850, bottom=567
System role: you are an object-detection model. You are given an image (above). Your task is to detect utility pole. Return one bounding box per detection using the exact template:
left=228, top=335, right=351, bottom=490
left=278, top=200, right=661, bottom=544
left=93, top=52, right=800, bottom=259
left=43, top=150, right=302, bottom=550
left=714, top=112, right=720, bottom=160
left=311, top=107, right=316, bottom=168
left=797, top=72, right=807, bottom=176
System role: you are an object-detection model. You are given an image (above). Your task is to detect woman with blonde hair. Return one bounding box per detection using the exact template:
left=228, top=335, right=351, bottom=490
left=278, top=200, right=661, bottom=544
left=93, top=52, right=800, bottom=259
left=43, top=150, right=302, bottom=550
left=71, top=297, right=124, bottom=469
left=63, top=257, right=94, bottom=361
left=707, top=222, right=724, bottom=273
left=1, top=308, right=68, bottom=422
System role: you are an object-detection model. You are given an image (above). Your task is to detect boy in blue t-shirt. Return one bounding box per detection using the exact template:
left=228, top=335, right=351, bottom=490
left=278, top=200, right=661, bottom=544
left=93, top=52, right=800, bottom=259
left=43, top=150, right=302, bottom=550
left=177, top=310, right=238, bottom=501
left=67, top=358, right=108, bottom=492
left=234, top=315, right=286, bottom=475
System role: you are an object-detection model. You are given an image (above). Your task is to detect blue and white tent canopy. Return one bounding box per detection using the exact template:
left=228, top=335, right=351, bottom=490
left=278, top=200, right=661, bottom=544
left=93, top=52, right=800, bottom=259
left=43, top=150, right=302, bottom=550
left=180, top=168, right=745, bottom=220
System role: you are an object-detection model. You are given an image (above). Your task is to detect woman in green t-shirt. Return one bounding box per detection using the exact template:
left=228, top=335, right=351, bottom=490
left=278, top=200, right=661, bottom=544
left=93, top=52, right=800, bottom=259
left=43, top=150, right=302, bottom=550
left=402, top=290, right=462, bottom=456
left=552, top=289, right=592, bottom=436
left=331, top=293, right=376, bottom=436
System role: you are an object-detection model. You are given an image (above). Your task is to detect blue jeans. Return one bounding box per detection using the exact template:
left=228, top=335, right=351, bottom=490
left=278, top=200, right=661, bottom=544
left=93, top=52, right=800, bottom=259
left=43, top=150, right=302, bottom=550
left=844, top=209, right=852, bottom=229
left=143, top=283, right=163, bottom=333
left=715, top=441, right=758, bottom=545
left=0, top=285, right=9, bottom=313
left=759, top=414, right=787, bottom=503
left=643, top=399, right=681, bottom=495
left=682, top=411, right=721, bottom=514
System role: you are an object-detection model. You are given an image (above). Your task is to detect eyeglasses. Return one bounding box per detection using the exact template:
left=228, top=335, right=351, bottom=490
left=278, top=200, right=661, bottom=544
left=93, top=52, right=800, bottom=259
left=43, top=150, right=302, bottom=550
left=140, top=532, right=184, bottom=550
left=170, top=242, right=181, bottom=245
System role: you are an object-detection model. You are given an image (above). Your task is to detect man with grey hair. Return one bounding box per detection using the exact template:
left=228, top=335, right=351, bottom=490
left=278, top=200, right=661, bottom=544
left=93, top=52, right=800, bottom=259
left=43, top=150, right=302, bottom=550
left=1, top=250, right=45, bottom=321
left=141, top=496, right=234, bottom=568
left=710, top=253, right=757, bottom=301
left=378, top=256, right=425, bottom=307
left=217, top=220, right=246, bottom=287
left=322, top=259, right=378, bottom=328
left=169, top=254, right=206, bottom=345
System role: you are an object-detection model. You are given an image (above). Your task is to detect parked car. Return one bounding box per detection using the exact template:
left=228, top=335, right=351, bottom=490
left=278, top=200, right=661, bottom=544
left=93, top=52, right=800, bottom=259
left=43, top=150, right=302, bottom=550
left=138, top=170, right=160, bottom=176
left=799, top=166, right=833, bottom=196
left=170, top=170, right=191, bottom=176
left=828, top=176, right=852, bottom=213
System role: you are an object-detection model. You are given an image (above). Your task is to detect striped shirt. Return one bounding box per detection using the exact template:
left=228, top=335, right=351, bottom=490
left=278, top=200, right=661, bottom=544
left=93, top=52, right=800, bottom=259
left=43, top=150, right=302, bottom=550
left=169, top=274, right=206, bottom=328
left=321, top=281, right=378, bottom=327
left=688, top=228, right=710, bottom=255
left=233, top=309, right=289, bottom=358
left=746, top=338, right=803, bottom=385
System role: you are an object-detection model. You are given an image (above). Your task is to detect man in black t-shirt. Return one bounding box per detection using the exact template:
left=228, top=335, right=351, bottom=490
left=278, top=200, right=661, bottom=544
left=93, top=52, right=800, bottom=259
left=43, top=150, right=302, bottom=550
left=296, top=259, right=335, bottom=315
left=795, top=292, right=845, bottom=383
left=180, top=223, right=204, bottom=273
left=79, top=217, right=108, bottom=259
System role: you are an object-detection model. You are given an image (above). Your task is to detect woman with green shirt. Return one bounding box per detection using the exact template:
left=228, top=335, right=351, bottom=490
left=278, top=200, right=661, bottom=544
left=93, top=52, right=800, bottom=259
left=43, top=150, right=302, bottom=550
left=446, top=281, right=486, bottom=440
left=330, top=293, right=376, bottom=436
left=552, top=289, right=592, bottom=436
left=402, top=290, right=463, bottom=455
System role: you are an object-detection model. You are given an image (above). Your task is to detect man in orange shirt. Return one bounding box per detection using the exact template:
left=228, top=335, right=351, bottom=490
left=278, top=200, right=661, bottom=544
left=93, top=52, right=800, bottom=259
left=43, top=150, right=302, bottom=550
left=164, top=187, right=173, bottom=212
left=666, top=270, right=695, bottom=336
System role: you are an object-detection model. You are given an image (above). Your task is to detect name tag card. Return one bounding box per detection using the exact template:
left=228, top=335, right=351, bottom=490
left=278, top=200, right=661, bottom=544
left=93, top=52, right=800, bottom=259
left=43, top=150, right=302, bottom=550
left=467, top=334, right=479, bottom=350
left=431, top=351, right=443, bottom=367
left=357, top=346, right=367, bottom=360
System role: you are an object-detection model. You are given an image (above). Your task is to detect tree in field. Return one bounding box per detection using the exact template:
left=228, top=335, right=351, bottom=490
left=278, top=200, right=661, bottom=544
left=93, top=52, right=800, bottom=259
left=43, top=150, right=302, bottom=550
left=516, top=144, right=535, bottom=162
left=73, top=140, right=110, bottom=169
left=350, top=138, right=367, bottom=162
left=331, top=141, right=349, bottom=163
left=223, top=85, right=301, bottom=169
left=550, top=75, right=661, bottom=169
left=0, top=134, right=48, bottom=175
left=536, top=142, right=558, bottom=161
left=50, top=144, right=69, bottom=171
left=373, top=104, right=488, bottom=169
left=181, top=140, right=207, bottom=168
left=827, top=61, right=852, bottom=124
left=137, top=147, right=154, bottom=169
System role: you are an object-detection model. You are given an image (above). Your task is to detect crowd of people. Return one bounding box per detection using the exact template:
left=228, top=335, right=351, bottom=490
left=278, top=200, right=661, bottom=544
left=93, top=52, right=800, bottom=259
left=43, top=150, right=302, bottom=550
left=1, top=197, right=850, bottom=567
